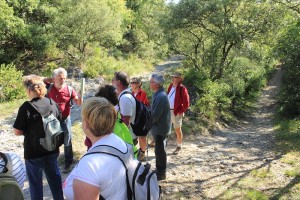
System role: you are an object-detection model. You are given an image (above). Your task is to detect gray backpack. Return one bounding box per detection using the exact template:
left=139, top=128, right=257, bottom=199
left=85, top=143, right=161, bottom=200
left=29, top=99, right=64, bottom=151
left=0, top=152, right=24, bottom=200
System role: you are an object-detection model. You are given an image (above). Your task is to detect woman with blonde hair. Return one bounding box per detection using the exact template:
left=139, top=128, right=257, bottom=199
left=13, top=75, right=64, bottom=200
left=63, top=97, right=127, bottom=199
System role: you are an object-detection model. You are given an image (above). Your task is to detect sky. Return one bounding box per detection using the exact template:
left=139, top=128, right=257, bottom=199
left=166, top=0, right=180, bottom=4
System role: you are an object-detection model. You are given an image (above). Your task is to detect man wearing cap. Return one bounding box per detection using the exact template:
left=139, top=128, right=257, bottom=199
left=167, top=72, right=190, bottom=155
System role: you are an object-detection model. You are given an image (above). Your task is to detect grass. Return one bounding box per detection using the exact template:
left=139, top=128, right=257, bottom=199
left=274, top=117, right=300, bottom=153
left=246, top=189, right=268, bottom=200
left=222, top=188, right=268, bottom=200
left=250, top=169, right=270, bottom=179
left=0, top=98, right=25, bottom=119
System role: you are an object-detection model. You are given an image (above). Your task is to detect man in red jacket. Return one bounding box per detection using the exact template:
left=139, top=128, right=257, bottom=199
left=167, top=72, right=190, bottom=155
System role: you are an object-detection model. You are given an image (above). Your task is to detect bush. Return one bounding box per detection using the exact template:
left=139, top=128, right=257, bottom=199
left=0, top=63, right=25, bottom=102
left=276, top=22, right=300, bottom=117
left=83, top=47, right=153, bottom=79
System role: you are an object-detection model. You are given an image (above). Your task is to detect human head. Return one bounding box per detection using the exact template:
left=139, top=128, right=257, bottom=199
left=130, top=77, right=142, bottom=90
left=52, top=67, right=67, bottom=88
left=150, top=74, right=164, bottom=92
left=112, top=71, right=130, bottom=90
left=95, top=84, right=118, bottom=106
left=171, top=72, right=183, bottom=86
left=23, top=75, right=47, bottom=97
left=81, top=97, right=117, bottom=137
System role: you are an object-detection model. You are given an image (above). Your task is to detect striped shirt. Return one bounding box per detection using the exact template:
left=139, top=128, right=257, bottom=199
left=0, top=152, right=26, bottom=188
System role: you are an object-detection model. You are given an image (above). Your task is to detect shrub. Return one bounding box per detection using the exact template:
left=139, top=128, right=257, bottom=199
left=0, top=63, right=25, bottom=102
left=276, top=22, right=300, bottom=117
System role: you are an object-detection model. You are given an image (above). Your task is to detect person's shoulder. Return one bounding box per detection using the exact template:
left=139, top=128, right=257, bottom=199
left=19, top=101, right=31, bottom=111
left=120, top=90, right=134, bottom=100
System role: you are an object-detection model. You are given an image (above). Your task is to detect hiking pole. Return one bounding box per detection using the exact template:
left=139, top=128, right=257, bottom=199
left=146, top=132, right=149, bottom=163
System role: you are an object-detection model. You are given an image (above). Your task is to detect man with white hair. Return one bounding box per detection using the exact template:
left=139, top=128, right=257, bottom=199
left=149, top=73, right=171, bottom=181
left=44, top=67, right=82, bottom=173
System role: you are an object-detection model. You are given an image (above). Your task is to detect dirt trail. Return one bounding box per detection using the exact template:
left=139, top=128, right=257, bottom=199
left=0, top=62, right=289, bottom=199
left=149, top=67, right=290, bottom=199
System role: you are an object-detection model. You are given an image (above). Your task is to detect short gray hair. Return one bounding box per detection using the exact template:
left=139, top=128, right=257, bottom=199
left=53, top=67, right=67, bottom=78
left=151, top=74, right=164, bottom=87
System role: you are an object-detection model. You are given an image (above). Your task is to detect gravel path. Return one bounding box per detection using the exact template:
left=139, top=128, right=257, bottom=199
left=0, top=62, right=287, bottom=199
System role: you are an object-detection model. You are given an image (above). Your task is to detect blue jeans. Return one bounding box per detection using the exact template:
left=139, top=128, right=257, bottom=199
left=61, top=116, right=73, bottom=167
left=25, top=153, right=63, bottom=200
left=153, top=135, right=167, bottom=177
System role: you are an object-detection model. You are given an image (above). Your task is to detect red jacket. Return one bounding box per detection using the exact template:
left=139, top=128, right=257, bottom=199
left=167, top=83, right=190, bottom=116
left=132, top=89, right=149, bottom=106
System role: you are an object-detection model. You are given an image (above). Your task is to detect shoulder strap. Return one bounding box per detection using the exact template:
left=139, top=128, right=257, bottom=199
left=67, top=85, right=73, bottom=99
left=84, top=143, right=133, bottom=200
left=28, top=101, right=41, bottom=115
left=46, top=83, right=54, bottom=96
left=85, top=143, right=132, bottom=166
left=117, top=91, right=135, bottom=112
left=28, top=98, right=53, bottom=118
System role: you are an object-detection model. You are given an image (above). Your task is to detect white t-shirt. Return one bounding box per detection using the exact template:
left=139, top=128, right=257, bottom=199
left=117, top=88, right=136, bottom=123
left=0, top=152, right=26, bottom=189
left=63, top=133, right=127, bottom=200
left=168, top=86, right=176, bottom=109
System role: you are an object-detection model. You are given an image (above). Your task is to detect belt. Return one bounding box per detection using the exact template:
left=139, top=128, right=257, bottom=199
left=170, top=109, right=174, bottom=110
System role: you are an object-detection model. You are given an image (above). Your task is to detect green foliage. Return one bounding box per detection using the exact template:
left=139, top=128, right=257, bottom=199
left=165, top=0, right=284, bottom=81
left=276, top=22, right=300, bottom=117
left=121, top=0, right=168, bottom=59
left=83, top=46, right=153, bottom=79
left=246, top=189, right=268, bottom=200
left=250, top=169, right=269, bottom=178
left=285, top=168, right=300, bottom=177
left=275, top=117, right=300, bottom=152
left=54, top=0, right=127, bottom=57
left=0, top=63, right=25, bottom=102
left=184, top=55, right=268, bottom=121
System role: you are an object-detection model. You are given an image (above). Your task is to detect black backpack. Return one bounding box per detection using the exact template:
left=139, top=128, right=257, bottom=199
left=0, top=152, right=24, bottom=200
left=119, top=92, right=152, bottom=136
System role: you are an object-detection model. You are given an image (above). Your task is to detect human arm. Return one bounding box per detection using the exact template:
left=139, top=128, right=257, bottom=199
left=151, top=94, right=168, bottom=124
left=73, top=94, right=82, bottom=106
left=139, top=90, right=149, bottom=106
left=14, top=128, right=23, bottom=136
left=73, top=179, right=100, bottom=200
left=43, top=77, right=54, bottom=83
left=181, top=86, right=190, bottom=113
left=13, top=103, right=27, bottom=136
left=121, top=116, right=131, bottom=126
left=119, top=94, right=134, bottom=127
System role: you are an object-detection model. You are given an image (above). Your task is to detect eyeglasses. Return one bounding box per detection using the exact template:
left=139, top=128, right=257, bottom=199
left=130, top=82, right=138, bottom=84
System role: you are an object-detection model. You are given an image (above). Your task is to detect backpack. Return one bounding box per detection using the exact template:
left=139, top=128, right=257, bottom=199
left=119, top=92, right=152, bottom=136
left=29, top=99, right=64, bottom=151
left=0, top=152, right=24, bottom=200
left=85, top=143, right=161, bottom=200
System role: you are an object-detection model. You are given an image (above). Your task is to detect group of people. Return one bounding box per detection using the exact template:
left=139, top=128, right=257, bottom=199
left=9, top=67, right=189, bottom=199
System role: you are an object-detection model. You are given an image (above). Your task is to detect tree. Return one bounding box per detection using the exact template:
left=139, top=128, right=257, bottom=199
left=0, top=0, right=62, bottom=64
left=53, top=0, right=128, bottom=58
left=166, top=0, right=284, bottom=81
left=276, top=21, right=300, bottom=116
left=121, top=0, right=169, bottom=59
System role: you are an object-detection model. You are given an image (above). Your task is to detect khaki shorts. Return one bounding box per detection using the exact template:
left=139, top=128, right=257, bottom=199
left=171, top=111, right=184, bottom=128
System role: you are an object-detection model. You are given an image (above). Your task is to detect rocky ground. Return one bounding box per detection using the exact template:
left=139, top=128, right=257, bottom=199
left=0, top=58, right=291, bottom=199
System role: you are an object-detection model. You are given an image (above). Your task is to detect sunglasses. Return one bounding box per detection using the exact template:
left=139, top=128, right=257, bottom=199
left=131, top=82, right=138, bottom=84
